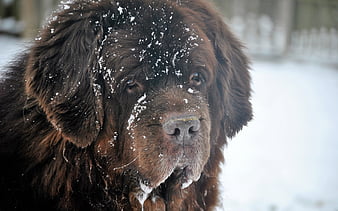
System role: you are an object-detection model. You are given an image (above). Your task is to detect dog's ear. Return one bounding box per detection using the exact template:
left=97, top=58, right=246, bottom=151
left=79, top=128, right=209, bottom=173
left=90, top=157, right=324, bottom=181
left=25, top=3, right=115, bottom=147
left=195, top=3, right=252, bottom=138
left=212, top=33, right=252, bottom=138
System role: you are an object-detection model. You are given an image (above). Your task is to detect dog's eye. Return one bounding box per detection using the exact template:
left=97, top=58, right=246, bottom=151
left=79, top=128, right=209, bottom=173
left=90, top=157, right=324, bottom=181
left=125, top=79, right=143, bottom=94
left=126, top=79, right=138, bottom=92
left=189, top=72, right=204, bottom=86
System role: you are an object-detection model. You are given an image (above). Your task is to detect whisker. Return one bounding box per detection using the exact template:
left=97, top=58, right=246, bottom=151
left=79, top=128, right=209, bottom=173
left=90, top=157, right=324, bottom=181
left=112, top=156, right=138, bottom=171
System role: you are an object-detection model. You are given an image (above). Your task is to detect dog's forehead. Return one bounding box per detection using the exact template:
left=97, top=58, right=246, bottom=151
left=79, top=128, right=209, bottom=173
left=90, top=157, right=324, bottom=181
left=87, top=0, right=218, bottom=91
left=100, top=10, right=215, bottom=82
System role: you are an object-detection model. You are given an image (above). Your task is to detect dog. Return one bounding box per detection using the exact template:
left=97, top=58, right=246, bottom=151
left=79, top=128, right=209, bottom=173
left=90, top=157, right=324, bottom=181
left=0, top=0, right=252, bottom=210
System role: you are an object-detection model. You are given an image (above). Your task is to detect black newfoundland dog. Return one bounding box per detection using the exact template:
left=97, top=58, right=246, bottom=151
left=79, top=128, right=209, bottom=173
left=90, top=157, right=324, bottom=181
left=0, top=0, right=252, bottom=210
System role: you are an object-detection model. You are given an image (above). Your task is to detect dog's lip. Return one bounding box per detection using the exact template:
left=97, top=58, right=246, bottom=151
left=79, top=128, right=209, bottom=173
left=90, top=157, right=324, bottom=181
left=150, top=165, right=201, bottom=190
left=136, top=166, right=200, bottom=205
left=151, top=166, right=176, bottom=188
left=179, top=166, right=201, bottom=189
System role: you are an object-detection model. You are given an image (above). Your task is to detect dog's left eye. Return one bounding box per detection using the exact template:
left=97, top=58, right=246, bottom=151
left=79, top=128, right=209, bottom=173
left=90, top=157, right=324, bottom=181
left=189, top=72, right=204, bottom=86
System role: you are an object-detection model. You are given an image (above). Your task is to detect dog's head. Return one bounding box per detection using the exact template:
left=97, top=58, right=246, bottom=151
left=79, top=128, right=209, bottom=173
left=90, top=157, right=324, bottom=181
left=25, top=0, right=251, bottom=190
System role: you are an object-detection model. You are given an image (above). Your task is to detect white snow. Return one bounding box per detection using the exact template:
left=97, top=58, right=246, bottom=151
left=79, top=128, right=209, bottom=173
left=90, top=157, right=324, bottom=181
left=181, top=179, right=193, bottom=189
left=172, top=51, right=179, bottom=67
left=140, top=180, right=153, bottom=194
left=137, top=93, right=147, bottom=103
left=1, top=36, right=337, bottom=210
left=127, top=93, right=147, bottom=130
left=187, top=88, right=195, bottom=94
left=0, top=36, right=27, bottom=76
left=218, top=60, right=338, bottom=211
left=136, top=181, right=153, bottom=211
left=63, top=4, right=70, bottom=10
left=117, top=6, right=124, bottom=15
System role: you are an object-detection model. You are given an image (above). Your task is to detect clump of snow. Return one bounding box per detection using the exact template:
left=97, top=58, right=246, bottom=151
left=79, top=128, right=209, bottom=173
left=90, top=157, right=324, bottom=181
left=140, top=181, right=153, bottom=194
left=135, top=181, right=153, bottom=211
left=181, top=179, right=193, bottom=189
left=63, top=4, right=70, bottom=10
left=59, top=0, right=74, bottom=10
left=117, top=6, right=124, bottom=15
left=113, top=131, right=118, bottom=141
left=93, top=83, right=102, bottom=97
left=187, top=88, right=199, bottom=94
left=127, top=93, right=147, bottom=131
left=172, top=51, right=179, bottom=68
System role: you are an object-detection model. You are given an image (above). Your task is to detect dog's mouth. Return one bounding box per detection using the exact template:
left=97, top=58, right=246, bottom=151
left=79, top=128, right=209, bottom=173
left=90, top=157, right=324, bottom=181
left=138, top=165, right=201, bottom=194
left=163, top=166, right=200, bottom=189
left=148, top=152, right=204, bottom=189
left=133, top=166, right=201, bottom=207
left=161, top=166, right=194, bottom=187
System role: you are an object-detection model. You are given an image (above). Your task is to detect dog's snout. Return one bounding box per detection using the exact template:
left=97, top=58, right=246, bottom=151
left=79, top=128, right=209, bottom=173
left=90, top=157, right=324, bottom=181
left=163, top=115, right=200, bottom=144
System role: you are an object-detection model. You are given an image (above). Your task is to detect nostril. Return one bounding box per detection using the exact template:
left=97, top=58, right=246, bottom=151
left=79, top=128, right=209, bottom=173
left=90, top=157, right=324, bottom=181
left=188, top=126, right=197, bottom=134
left=173, top=128, right=181, bottom=136
left=188, top=120, right=200, bottom=134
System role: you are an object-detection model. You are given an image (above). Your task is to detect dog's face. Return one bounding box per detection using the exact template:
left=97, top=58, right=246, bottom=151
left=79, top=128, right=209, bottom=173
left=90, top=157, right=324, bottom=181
left=92, top=10, right=216, bottom=188
left=24, top=0, right=252, bottom=194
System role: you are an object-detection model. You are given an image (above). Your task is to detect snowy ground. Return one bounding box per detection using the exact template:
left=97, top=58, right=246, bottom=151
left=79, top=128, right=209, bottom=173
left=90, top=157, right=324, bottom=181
left=1, top=35, right=338, bottom=210
left=0, top=36, right=29, bottom=68
left=219, top=59, right=338, bottom=211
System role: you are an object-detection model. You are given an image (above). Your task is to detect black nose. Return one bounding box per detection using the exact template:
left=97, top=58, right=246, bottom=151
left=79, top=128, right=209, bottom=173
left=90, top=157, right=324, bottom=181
left=163, top=115, right=200, bottom=144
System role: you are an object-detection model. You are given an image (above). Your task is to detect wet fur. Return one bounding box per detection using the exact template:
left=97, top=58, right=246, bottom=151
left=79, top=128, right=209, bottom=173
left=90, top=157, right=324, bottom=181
left=0, top=0, right=252, bottom=210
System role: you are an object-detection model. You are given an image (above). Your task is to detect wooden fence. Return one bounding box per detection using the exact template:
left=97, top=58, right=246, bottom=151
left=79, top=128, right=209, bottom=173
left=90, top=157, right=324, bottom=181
left=213, top=0, right=338, bottom=63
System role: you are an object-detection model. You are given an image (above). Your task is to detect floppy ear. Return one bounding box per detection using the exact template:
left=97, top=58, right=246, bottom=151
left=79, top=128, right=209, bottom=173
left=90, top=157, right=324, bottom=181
left=198, top=5, right=252, bottom=138
left=213, top=30, right=252, bottom=138
left=25, top=4, right=110, bottom=147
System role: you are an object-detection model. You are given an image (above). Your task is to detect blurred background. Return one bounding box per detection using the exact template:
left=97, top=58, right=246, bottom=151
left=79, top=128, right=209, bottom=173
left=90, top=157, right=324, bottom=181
left=1, top=0, right=337, bottom=210
left=1, top=0, right=337, bottom=63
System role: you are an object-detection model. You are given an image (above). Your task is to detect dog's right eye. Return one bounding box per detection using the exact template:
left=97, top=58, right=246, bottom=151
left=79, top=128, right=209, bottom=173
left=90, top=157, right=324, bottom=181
left=126, top=79, right=136, bottom=87
left=126, top=79, right=140, bottom=94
